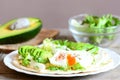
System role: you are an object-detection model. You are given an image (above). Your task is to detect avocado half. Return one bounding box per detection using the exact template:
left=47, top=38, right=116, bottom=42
left=0, top=18, right=42, bottom=44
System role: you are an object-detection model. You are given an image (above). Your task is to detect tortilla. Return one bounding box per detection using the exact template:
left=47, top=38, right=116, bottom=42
left=12, top=54, right=40, bottom=73
left=12, top=53, right=113, bottom=75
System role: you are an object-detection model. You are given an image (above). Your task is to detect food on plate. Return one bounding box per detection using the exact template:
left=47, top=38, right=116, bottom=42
left=0, top=17, right=42, bottom=44
left=71, top=14, right=120, bottom=45
left=12, top=38, right=113, bottom=74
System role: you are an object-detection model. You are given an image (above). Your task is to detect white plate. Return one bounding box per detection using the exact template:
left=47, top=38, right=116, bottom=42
left=3, top=49, right=120, bottom=77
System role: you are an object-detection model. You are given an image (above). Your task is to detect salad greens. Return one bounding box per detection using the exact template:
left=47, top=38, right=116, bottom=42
left=53, top=39, right=98, bottom=54
left=75, top=14, right=120, bottom=45
left=47, top=63, right=85, bottom=71
left=68, top=63, right=85, bottom=70
left=18, top=38, right=99, bottom=71
left=46, top=63, right=67, bottom=71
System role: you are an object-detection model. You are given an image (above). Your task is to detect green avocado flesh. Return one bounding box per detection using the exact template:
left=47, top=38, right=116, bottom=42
left=0, top=18, right=42, bottom=44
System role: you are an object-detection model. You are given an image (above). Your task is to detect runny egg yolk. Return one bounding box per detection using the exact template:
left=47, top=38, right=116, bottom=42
left=67, top=54, right=76, bottom=66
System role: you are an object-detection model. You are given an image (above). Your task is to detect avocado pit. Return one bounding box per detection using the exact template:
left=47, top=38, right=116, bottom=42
left=10, top=18, right=30, bottom=30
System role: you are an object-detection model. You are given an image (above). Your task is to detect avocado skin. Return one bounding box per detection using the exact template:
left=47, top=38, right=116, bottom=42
left=0, top=18, right=42, bottom=44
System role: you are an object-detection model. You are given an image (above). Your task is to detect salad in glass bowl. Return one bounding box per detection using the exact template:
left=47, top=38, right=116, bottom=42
left=69, top=14, right=120, bottom=47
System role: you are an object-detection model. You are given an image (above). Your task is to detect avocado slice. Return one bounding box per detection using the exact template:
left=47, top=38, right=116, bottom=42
left=0, top=17, right=42, bottom=44
left=39, top=51, right=53, bottom=63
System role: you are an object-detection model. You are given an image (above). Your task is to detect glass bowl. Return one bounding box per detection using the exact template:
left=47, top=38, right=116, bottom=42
left=68, top=14, right=120, bottom=47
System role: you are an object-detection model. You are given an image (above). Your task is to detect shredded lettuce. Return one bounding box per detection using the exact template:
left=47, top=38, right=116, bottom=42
left=68, top=63, right=85, bottom=70
left=80, top=14, right=120, bottom=45
left=46, top=63, right=85, bottom=71
left=21, top=58, right=30, bottom=66
left=46, top=64, right=67, bottom=71
left=53, top=39, right=98, bottom=54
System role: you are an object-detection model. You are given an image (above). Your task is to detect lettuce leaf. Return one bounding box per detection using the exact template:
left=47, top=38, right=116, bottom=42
left=53, top=39, right=98, bottom=54
left=81, top=14, right=120, bottom=45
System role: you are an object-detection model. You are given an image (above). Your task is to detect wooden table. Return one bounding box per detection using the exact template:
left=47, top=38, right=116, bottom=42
left=0, top=29, right=120, bottom=80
